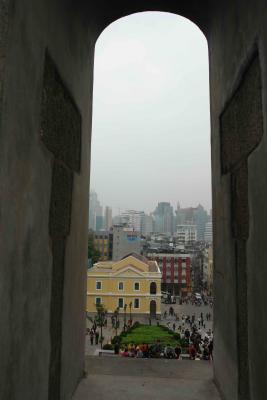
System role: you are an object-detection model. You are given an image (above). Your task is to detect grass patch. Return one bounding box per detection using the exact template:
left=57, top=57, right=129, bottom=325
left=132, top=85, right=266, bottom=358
left=120, top=325, right=180, bottom=346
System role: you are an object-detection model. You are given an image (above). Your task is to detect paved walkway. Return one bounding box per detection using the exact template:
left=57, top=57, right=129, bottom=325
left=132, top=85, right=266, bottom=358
left=72, top=356, right=221, bottom=400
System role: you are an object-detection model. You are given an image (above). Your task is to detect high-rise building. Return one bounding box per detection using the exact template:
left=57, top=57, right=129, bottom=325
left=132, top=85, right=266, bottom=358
left=95, top=214, right=104, bottom=231
left=88, top=190, right=103, bottom=231
left=121, top=210, right=145, bottom=232
left=204, top=220, right=213, bottom=243
left=104, top=206, right=113, bottom=230
left=176, top=203, right=208, bottom=241
left=142, top=214, right=154, bottom=236
left=153, top=202, right=174, bottom=234
left=194, top=204, right=209, bottom=241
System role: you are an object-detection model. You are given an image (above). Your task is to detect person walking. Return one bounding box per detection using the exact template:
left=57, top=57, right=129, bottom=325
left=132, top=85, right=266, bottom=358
left=175, top=344, right=182, bottom=359
left=92, top=321, right=96, bottom=333
left=208, top=339, right=213, bottom=360
left=90, top=330, right=94, bottom=345
left=189, top=344, right=196, bottom=360
left=95, top=330, right=99, bottom=345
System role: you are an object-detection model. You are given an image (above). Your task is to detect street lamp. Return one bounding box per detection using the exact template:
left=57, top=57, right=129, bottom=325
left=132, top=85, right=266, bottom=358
left=124, top=303, right=127, bottom=332
left=129, top=301, right=132, bottom=325
left=114, top=307, right=119, bottom=337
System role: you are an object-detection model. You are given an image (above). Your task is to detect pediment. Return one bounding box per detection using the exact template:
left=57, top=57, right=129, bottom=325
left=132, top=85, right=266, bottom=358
left=112, top=255, right=149, bottom=272
left=113, top=265, right=144, bottom=277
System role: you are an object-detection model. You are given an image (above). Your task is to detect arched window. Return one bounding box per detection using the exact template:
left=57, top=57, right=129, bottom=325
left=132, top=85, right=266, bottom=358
left=150, top=282, right=157, bottom=294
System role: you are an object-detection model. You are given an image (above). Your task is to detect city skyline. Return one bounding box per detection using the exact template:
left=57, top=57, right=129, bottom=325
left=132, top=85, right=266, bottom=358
left=90, top=12, right=211, bottom=213
left=89, top=188, right=211, bottom=217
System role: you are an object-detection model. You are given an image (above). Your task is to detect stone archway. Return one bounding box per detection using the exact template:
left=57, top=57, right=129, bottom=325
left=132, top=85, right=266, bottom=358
left=1, top=1, right=267, bottom=400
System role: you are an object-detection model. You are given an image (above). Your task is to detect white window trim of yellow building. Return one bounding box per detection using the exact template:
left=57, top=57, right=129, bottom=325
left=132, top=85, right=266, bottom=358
left=88, top=270, right=161, bottom=278
left=95, top=297, right=102, bottom=306
left=134, top=282, right=140, bottom=291
left=88, top=292, right=161, bottom=298
left=118, top=298, right=124, bottom=309
left=96, top=281, right=102, bottom=290
left=134, top=298, right=140, bottom=309
left=118, top=282, right=124, bottom=291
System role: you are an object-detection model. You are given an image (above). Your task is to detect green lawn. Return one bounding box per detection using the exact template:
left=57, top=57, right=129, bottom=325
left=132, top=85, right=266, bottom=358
left=120, top=325, right=179, bottom=346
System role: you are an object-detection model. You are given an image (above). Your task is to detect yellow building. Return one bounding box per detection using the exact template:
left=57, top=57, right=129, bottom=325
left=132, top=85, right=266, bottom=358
left=87, top=253, right=161, bottom=318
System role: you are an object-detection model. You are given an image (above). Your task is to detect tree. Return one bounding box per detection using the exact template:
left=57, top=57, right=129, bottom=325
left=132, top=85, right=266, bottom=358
left=95, top=303, right=107, bottom=349
left=88, top=230, right=101, bottom=266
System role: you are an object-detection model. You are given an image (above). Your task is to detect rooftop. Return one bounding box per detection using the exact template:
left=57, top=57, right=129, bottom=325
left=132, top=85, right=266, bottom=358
left=89, top=253, right=160, bottom=274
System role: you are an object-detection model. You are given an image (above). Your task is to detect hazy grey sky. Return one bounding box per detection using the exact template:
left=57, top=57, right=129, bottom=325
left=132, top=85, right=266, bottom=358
left=90, top=12, right=211, bottom=215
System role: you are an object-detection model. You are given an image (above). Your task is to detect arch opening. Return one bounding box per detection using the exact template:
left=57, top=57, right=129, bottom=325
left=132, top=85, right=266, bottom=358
left=86, top=9, right=215, bottom=399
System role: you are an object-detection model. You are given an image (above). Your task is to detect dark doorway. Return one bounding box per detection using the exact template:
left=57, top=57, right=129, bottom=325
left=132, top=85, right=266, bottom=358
left=150, top=300, right=157, bottom=318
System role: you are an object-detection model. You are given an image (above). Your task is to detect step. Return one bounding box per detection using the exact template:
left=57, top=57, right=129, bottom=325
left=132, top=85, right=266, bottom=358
left=72, top=356, right=221, bottom=400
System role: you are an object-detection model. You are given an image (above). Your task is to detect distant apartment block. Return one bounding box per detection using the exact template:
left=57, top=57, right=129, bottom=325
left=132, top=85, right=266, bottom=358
left=176, top=224, right=197, bottom=243
left=147, top=252, right=192, bottom=296
left=112, top=225, right=141, bottom=261
left=93, top=231, right=113, bottom=261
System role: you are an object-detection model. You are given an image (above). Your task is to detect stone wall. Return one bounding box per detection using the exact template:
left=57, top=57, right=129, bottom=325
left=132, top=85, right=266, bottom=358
left=1, top=1, right=267, bottom=400
left=0, top=0, right=95, bottom=399
left=208, top=2, right=267, bottom=399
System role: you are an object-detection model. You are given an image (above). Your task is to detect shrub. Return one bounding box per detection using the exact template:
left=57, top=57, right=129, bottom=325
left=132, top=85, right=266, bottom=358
left=173, top=333, right=181, bottom=341
left=103, top=344, right=114, bottom=350
left=132, top=321, right=141, bottom=328
left=180, top=338, right=189, bottom=348
left=158, top=325, right=169, bottom=331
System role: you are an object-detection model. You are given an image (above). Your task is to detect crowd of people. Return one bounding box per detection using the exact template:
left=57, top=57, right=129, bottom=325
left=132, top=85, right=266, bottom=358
left=120, top=341, right=182, bottom=359
left=177, top=295, right=213, bottom=307
left=185, top=325, right=213, bottom=360
left=119, top=333, right=213, bottom=361
left=163, top=308, right=212, bottom=329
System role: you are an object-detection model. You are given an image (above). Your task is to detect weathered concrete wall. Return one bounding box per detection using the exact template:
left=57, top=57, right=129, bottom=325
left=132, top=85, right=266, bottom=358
left=0, top=0, right=95, bottom=399
left=1, top=0, right=267, bottom=399
left=208, top=1, right=267, bottom=399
